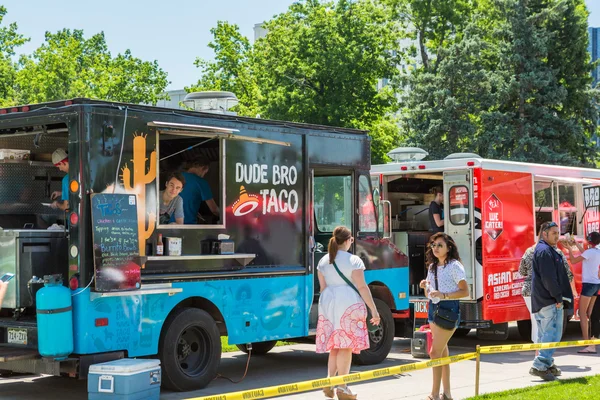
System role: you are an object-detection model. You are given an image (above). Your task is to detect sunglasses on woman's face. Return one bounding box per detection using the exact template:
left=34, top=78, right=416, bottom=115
left=430, top=242, right=445, bottom=249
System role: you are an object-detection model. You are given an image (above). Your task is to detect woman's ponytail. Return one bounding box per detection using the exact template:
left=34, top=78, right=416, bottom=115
left=328, top=226, right=352, bottom=264
left=328, top=237, right=339, bottom=264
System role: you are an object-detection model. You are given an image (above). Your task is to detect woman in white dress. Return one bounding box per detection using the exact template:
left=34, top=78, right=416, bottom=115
left=316, top=226, right=380, bottom=400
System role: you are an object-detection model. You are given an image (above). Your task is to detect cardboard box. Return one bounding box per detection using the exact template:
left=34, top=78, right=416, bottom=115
left=165, top=237, right=181, bottom=256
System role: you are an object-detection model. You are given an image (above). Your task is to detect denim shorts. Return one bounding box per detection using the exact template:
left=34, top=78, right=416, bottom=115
left=581, top=282, right=600, bottom=297
left=428, top=299, right=461, bottom=328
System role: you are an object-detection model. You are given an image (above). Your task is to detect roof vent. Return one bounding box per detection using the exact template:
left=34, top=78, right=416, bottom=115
left=183, top=91, right=239, bottom=115
left=444, top=152, right=482, bottom=160
left=387, top=147, right=428, bottom=162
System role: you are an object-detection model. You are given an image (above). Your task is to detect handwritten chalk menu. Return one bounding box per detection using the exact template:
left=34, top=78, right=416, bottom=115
left=91, top=193, right=141, bottom=292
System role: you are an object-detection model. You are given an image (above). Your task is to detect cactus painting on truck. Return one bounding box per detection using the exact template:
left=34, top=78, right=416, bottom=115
left=120, top=132, right=156, bottom=257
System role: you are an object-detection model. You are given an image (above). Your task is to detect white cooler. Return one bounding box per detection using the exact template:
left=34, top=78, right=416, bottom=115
left=88, top=358, right=161, bottom=400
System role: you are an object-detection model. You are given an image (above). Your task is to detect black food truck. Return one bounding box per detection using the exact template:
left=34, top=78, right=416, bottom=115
left=0, top=98, right=409, bottom=391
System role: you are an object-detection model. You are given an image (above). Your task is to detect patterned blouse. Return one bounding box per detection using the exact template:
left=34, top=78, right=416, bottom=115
left=519, top=244, right=573, bottom=297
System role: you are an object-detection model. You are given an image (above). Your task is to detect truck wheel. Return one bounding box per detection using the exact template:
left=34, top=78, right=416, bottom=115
left=159, top=308, right=221, bottom=391
left=236, top=341, right=277, bottom=355
left=517, top=319, right=532, bottom=342
left=354, top=298, right=394, bottom=365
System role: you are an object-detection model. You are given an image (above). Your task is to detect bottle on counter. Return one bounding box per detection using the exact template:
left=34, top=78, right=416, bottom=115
left=156, top=233, right=164, bottom=256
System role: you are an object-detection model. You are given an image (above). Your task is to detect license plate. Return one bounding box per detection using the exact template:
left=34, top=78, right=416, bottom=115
left=7, top=328, right=27, bottom=345
left=414, top=300, right=429, bottom=320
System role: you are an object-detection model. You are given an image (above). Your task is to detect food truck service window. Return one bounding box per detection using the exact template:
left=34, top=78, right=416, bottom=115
left=449, top=185, right=469, bottom=225
left=150, top=121, right=290, bottom=229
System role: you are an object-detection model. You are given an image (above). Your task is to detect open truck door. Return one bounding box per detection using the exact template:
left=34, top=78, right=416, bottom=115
left=443, top=170, right=475, bottom=299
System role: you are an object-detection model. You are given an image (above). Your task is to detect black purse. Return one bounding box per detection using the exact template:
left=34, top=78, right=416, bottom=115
left=432, top=265, right=460, bottom=331
left=332, top=261, right=379, bottom=333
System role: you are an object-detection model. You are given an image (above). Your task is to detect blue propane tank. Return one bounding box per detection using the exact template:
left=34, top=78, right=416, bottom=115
left=36, top=274, right=74, bottom=360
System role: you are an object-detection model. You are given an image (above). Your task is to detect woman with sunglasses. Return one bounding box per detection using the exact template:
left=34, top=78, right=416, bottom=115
left=316, top=226, right=381, bottom=400
left=419, top=233, right=469, bottom=400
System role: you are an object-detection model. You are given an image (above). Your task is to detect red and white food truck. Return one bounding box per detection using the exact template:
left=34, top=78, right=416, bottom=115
left=371, top=148, right=600, bottom=340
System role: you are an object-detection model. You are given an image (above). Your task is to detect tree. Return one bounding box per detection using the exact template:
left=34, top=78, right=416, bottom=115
left=0, top=6, right=27, bottom=106
left=401, top=22, right=501, bottom=159
left=401, top=0, right=598, bottom=166
left=253, top=0, right=403, bottom=132
left=384, top=0, right=475, bottom=73
left=15, top=29, right=169, bottom=105
left=190, top=0, right=405, bottom=161
left=188, top=21, right=260, bottom=117
left=477, top=0, right=596, bottom=165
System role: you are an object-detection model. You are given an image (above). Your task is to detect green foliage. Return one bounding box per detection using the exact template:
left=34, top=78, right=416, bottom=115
left=191, top=0, right=405, bottom=162
left=0, top=6, right=27, bottom=106
left=188, top=21, right=260, bottom=117
left=465, top=374, right=600, bottom=400
left=15, top=29, right=169, bottom=105
left=253, top=0, right=402, bottom=129
left=385, top=0, right=475, bottom=72
left=401, top=0, right=599, bottom=166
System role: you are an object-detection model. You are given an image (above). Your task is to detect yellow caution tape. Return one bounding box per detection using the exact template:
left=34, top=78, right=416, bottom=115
left=480, top=338, right=600, bottom=354
left=189, top=352, right=477, bottom=400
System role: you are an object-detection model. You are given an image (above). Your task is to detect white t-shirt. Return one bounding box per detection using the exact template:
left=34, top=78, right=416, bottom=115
left=426, top=259, right=467, bottom=294
left=582, top=247, right=600, bottom=284
left=317, top=250, right=365, bottom=286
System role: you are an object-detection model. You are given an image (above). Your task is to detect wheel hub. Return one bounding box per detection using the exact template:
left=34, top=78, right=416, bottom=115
left=369, top=324, right=384, bottom=344
left=178, top=338, right=192, bottom=360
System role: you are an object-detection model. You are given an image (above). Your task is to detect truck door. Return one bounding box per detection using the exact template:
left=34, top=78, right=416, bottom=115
left=309, top=170, right=354, bottom=330
left=443, top=170, right=474, bottom=298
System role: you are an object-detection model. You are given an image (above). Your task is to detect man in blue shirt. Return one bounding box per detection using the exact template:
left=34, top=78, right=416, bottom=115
left=179, top=158, right=220, bottom=224
left=51, top=148, right=70, bottom=211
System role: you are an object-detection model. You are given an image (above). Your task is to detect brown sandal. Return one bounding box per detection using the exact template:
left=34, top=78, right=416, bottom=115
left=323, top=387, right=335, bottom=398
left=336, top=387, right=357, bottom=400
left=440, top=394, right=453, bottom=400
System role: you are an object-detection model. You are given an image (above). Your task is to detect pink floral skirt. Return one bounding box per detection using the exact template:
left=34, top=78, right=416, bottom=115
left=316, top=286, right=370, bottom=354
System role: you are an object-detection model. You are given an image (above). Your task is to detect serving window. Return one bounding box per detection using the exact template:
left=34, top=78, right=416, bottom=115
left=151, top=121, right=290, bottom=229
left=157, top=132, right=225, bottom=228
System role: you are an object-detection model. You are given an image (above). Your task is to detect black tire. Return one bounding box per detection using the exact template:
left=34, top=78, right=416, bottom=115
left=354, top=298, right=395, bottom=365
left=453, top=328, right=471, bottom=338
left=517, top=319, right=533, bottom=342
left=159, top=307, right=221, bottom=391
left=236, top=340, right=277, bottom=355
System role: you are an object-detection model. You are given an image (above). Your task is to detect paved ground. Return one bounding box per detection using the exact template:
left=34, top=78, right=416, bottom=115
left=1, top=323, right=599, bottom=400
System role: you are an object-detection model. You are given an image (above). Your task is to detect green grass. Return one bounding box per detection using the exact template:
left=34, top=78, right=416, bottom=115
left=220, top=337, right=294, bottom=353
left=464, top=374, right=600, bottom=400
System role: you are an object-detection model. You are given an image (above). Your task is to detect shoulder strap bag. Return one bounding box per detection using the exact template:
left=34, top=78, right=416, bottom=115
left=332, top=261, right=378, bottom=332
left=432, top=264, right=460, bottom=331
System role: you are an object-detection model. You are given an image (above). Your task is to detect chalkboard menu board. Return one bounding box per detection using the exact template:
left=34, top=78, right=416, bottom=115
left=91, top=193, right=141, bottom=291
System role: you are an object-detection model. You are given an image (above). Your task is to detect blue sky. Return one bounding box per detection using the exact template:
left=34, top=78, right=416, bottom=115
left=2, top=0, right=600, bottom=91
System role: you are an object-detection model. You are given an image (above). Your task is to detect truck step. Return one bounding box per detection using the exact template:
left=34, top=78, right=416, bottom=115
left=0, top=346, right=38, bottom=362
